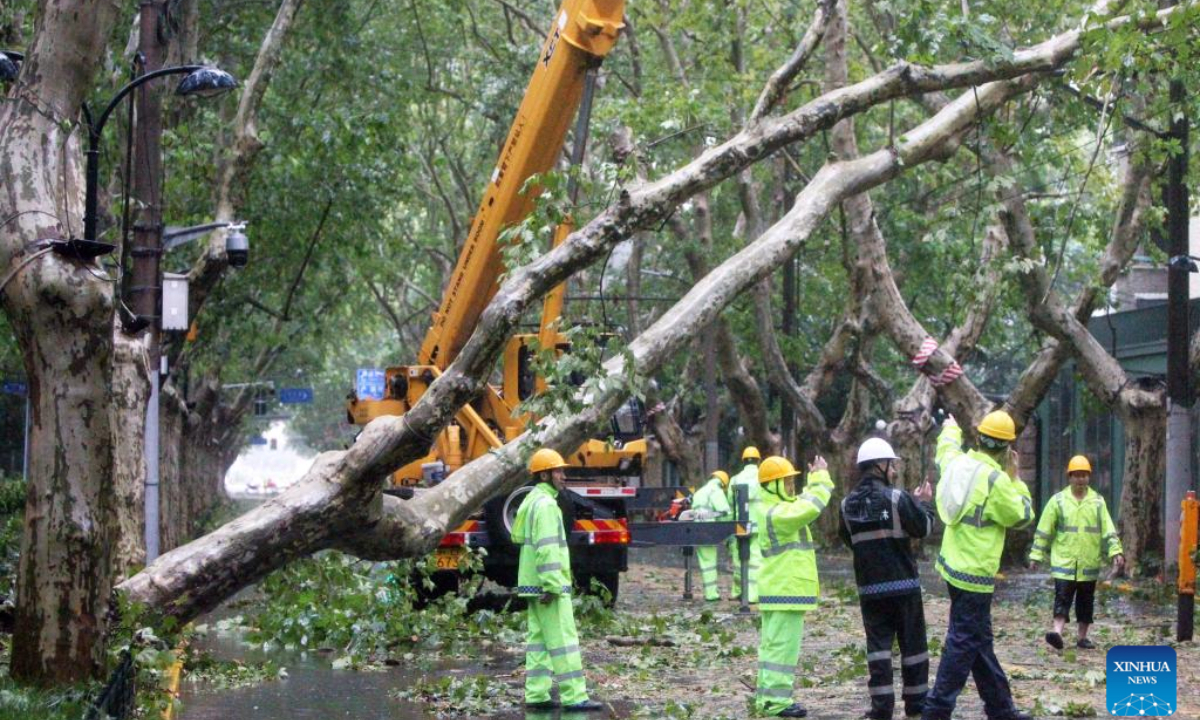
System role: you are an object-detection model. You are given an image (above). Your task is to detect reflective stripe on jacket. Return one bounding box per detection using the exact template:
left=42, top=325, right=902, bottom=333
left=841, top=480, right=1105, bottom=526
left=513, top=483, right=572, bottom=597
left=838, top=473, right=935, bottom=599
left=692, top=477, right=732, bottom=521
left=934, top=424, right=1035, bottom=593
left=1028, top=487, right=1122, bottom=581
left=757, top=469, right=834, bottom=611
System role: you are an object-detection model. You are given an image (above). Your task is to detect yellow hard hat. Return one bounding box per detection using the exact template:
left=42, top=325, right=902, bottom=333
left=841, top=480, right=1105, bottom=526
left=742, top=446, right=761, bottom=461
left=1067, top=455, right=1092, bottom=474
left=758, top=456, right=801, bottom=484
left=529, top=448, right=569, bottom=474
left=977, top=410, right=1017, bottom=442
left=711, top=470, right=730, bottom=487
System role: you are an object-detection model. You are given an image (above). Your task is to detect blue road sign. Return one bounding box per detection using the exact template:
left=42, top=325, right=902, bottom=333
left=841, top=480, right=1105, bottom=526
left=356, top=368, right=386, bottom=401
left=2, top=380, right=27, bottom=396
left=279, top=387, right=314, bottom=404
left=249, top=434, right=269, bottom=446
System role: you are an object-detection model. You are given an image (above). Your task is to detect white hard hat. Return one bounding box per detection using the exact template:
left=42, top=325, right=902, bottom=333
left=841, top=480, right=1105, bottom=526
left=857, top=437, right=900, bottom=465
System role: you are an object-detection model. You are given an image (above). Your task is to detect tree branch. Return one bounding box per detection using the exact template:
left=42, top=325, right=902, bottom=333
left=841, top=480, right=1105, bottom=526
left=114, top=2, right=1186, bottom=618
left=750, top=0, right=835, bottom=121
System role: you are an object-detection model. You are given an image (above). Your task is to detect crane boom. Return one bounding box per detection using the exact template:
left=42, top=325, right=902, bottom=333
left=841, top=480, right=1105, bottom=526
left=417, top=0, right=625, bottom=368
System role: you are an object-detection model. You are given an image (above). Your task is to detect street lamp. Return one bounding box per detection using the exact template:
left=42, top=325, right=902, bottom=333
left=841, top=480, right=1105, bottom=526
left=0, top=51, right=22, bottom=82
left=66, top=64, right=237, bottom=260
left=1169, top=255, right=1200, bottom=273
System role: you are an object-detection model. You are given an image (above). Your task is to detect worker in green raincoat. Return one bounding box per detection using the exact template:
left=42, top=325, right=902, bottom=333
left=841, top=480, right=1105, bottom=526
left=754, top=454, right=833, bottom=718
left=513, top=448, right=603, bottom=712
left=729, top=446, right=764, bottom=603
left=1029, top=454, right=1124, bottom=651
left=691, top=470, right=732, bottom=601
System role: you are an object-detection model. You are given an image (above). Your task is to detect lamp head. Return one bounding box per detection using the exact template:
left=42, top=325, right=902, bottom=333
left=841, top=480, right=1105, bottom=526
left=0, top=51, right=21, bottom=82
left=225, top=224, right=249, bottom=268
left=1169, top=255, right=1199, bottom=273
left=175, top=67, right=238, bottom=98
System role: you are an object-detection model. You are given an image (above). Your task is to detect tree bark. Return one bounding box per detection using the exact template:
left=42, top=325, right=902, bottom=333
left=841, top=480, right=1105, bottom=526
left=2, top=0, right=125, bottom=684
left=1116, top=405, right=1167, bottom=572
left=110, top=331, right=151, bottom=575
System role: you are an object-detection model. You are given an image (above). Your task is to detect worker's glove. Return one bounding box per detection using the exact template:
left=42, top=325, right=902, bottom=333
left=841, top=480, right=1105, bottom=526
left=539, top=592, right=555, bottom=604
left=1112, top=554, right=1126, bottom=577
left=1027, top=560, right=1038, bottom=571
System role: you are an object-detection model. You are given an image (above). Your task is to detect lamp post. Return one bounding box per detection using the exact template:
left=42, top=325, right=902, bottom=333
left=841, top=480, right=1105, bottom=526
left=70, top=64, right=237, bottom=260
left=105, top=4, right=237, bottom=562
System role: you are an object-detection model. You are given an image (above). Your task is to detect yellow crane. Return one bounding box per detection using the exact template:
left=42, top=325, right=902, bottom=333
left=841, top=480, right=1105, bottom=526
left=346, top=0, right=645, bottom=600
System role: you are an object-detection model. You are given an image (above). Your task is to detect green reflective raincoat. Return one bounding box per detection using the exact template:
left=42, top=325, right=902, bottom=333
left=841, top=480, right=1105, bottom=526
left=754, top=468, right=834, bottom=716
left=512, top=482, right=590, bottom=705
left=757, top=469, right=833, bottom=611
left=934, top=423, right=1034, bottom=593
left=513, top=482, right=572, bottom=597
left=728, top=462, right=763, bottom=602
left=1029, top=487, right=1122, bottom=581
left=692, top=476, right=732, bottom=600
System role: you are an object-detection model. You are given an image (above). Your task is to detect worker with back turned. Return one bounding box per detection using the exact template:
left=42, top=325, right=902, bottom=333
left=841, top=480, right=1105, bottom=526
left=728, top=446, right=764, bottom=603
left=922, top=412, right=1034, bottom=720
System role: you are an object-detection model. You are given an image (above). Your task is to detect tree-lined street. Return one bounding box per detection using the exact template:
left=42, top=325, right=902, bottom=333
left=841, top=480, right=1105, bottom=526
left=0, top=0, right=1198, bottom=717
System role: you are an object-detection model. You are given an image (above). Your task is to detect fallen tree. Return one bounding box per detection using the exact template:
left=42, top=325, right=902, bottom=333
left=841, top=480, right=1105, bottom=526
left=118, top=34, right=1088, bottom=621
left=4, top=0, right=1189, bottom=678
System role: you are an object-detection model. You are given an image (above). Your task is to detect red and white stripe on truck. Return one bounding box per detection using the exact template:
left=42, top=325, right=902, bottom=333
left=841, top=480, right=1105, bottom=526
left=438, top=516, right=630, bottom=548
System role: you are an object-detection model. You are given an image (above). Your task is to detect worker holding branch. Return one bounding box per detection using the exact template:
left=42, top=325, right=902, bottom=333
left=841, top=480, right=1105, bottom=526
left=1028, top=454, right=1124, bottom=650
left=514, top=448, right=603, bottom=712
left=754, top=454, right=834, bottom=718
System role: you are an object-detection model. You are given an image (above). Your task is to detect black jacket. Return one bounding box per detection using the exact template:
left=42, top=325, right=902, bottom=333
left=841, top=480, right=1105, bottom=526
left=838, top=471, right=936, bottom=600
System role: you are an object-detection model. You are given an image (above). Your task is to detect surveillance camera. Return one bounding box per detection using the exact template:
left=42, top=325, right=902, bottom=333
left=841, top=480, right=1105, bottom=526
left=225, top=224, right=249, bottom=268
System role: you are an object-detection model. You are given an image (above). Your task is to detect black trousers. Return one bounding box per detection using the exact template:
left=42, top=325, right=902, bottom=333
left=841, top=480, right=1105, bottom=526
left=922, top=585, right=1018, bottom=720
left=861, top=592, right=929, bottom=717
left=1053, top=579, right=1096, bottom=624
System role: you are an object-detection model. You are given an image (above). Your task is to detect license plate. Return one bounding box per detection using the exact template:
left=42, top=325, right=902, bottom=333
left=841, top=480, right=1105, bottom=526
left=434, top=548, right=464, bottom=570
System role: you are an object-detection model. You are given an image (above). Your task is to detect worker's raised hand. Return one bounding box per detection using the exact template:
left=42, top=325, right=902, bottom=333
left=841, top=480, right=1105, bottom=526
left=808, top=456, right=828, bottom=472
left=943, top=413, right=958, bottom=427
left=913, top=480, right=933, bottom=503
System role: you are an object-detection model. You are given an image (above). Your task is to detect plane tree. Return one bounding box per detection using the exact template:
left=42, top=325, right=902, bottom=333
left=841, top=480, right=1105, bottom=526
left=2, top=0, right=1196, bottom=685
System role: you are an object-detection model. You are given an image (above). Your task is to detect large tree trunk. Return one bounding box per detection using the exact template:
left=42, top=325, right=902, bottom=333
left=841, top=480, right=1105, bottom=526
left=117, top=63, right=1047, bottom=624
left=1, top=0, right=124, bottom=684
left=9, top=305, right=116, bottom=684
left=1116, top=402, right=1167, bottom=575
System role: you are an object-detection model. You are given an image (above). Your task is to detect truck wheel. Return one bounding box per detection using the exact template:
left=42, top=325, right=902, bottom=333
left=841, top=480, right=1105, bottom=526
left=485, top=486, right=533, bottom=550
left=578, top=571, right=619, bottom=607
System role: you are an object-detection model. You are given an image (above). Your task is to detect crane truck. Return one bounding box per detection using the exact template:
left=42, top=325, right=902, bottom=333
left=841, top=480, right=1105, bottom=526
left=347, top=0, right=645, bottom=601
